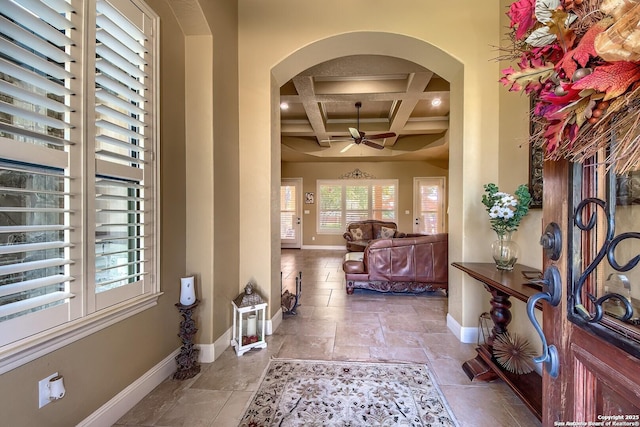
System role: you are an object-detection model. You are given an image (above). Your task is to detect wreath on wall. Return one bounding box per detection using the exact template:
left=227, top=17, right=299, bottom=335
left=501, top=0, right=640, bottom=173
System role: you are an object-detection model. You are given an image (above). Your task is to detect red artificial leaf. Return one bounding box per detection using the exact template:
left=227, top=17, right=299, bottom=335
left=507, top=0, right=537, bottom=40
left=541, top=83, right=581, bottom=105
left=573, top=62, right=640, bottom=100
left=558, top=17, right=613, bottom=79
left=544, top=120, right=566, bottom=153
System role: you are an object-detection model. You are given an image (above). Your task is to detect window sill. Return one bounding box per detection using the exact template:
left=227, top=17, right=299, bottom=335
left=0, top=292, right=163, bottom=375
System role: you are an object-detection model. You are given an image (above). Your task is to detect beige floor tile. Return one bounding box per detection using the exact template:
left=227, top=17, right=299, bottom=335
left=275, top=334, right=335, bottom=359
left=369, top=346, right=430, bottom=363
left=440, top=384, right=538, bottom=427
left=210, top=391, right=254, bottom=427
left=331, top=345, right=372, bottom=361
left=334, top=322, right=386, bottom=347
left=154, top=389, right=231, bottom=427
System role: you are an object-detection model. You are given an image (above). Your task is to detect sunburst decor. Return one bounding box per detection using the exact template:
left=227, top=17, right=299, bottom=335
left=499, top=0, right=640, bottom=173
left=493, top=332, right=536, bottom=375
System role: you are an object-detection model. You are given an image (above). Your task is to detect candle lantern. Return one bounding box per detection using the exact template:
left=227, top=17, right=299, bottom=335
left=232, top=283, right=267, bottom=356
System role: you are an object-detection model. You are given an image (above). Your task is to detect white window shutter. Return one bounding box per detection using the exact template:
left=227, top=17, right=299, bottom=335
left=0, top=0, right=78, bottom=345
left=92, top=0, right=156, bottom=307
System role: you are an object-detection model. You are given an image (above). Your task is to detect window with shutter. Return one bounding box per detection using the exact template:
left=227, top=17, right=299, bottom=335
left=317, top=180, right=398, bottom=233
left=0, top=0, right=159, bottom=369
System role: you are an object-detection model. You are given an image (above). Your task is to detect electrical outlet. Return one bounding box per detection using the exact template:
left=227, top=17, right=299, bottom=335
left=38, top=372, right=59, bottom=408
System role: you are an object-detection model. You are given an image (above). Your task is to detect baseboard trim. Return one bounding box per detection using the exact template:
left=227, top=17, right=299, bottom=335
left=77, top=348, right=180, bottom=427
left=447, top=313, right=478, bottom=344
left=196, top=327, right=232, bottom=363
left=300, top=244, right=345, bottom=250
left=268, top=308, right=282, bottom=335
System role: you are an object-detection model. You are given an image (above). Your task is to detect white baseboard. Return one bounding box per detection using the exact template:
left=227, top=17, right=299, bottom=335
left=300, top=245, right=345, bottom=250
left=447, top=313, right=478, bottom=344
left=268, top=308, right=282, bottom=335
left=77, top=348, right=179, bottom=427
left=196, top=327, right=232, bottom=363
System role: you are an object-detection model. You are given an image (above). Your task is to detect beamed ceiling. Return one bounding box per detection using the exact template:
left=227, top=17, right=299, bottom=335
left=280, top=55, right=450, bottom=165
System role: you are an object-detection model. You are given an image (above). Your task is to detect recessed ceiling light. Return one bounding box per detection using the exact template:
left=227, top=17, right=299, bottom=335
left=431, top=98, right=442, bottom=107
left=280, top=102, right=289, bottom=110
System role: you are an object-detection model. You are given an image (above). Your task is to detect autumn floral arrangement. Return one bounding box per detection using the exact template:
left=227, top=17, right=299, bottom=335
left=501, top=0, right=640, bottom=173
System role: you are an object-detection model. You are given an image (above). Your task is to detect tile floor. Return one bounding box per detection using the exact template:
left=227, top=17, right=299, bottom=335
left=114, top=249, right=542, bottom=427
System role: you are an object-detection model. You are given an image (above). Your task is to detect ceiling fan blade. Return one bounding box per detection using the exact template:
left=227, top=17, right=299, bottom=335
left=340, top=143, right=355, bottom=153
left=322, top=138, right=352, bottom=143
left=348, top=127, right=361, bottom=140
left=363, top=139, right=385, bottom=149
left=366, top=132, right=396, bottom=140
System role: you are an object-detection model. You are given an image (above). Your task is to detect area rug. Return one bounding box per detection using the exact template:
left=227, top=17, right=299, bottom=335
left=239, top=359, right=459, bottom=427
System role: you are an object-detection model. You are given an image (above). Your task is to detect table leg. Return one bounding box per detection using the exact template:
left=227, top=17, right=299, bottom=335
left=488, top=289, right=512, bottom=347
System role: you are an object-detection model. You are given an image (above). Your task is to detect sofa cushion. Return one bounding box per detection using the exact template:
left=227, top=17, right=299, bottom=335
left=379, top=226, right=396, bottom=239
left=372, top=222, right=397, bottom=239
left=350, top=227, right=364, bottom=241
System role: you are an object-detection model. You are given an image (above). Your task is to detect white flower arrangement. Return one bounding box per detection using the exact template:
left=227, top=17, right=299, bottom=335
left=482, top=184, right=532, bottom=235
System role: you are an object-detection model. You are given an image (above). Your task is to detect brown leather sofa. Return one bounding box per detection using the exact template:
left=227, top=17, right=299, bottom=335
left=343, top=220, right=399, bottom=252
left=342, top=234, right=448, bottom=294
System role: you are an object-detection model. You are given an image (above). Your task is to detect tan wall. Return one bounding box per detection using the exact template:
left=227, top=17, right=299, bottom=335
left=183, top=0, right=241, bottom=347
left=282, top=161, right=449, bottom=247
left=0, top=1, right=188, bottom=425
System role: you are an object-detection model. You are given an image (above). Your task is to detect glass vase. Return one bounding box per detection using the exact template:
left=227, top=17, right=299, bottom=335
left=492, top=231, right=519, bottom=270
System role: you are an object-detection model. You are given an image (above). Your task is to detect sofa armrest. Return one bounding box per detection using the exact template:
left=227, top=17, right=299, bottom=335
left=343, top=260, right=365, bottom=274
left=343, top=232, right=354, bottom=241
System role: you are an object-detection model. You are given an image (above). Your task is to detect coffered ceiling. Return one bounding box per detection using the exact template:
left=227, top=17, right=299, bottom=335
left=280, top=55, right=450, bottom=164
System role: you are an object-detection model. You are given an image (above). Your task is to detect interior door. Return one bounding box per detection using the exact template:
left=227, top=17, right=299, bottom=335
left=280, top=178, right=302, bottom=248
left=413, top=177, right=446, bottom=234
left=540, top=160, right=640, bottom=424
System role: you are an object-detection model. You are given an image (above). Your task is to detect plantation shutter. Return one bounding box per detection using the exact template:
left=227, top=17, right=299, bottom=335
left=416, top=178, right=445, bottom=234
left=0, top=0, right=78, bottom=344
left=93, top=0, right=154, bottom=304
left=318, top=184, right=342, bottom=232
left=371, top=183, right=396, bottom=221
left=280, top=184, right=295, bottom=239
left=345, top=185, right=368, bottom=223
left=317, top=180, right=398, bottom=233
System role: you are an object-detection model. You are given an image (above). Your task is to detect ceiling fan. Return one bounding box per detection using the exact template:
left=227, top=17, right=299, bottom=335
left=325, top=102, right=396, bottom=150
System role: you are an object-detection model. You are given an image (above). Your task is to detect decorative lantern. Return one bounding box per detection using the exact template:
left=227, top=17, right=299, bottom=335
left=232, top=283, right=267, bottom=356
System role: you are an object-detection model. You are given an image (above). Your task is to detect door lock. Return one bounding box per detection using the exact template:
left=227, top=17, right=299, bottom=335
left=540, top=222, right=562, bottom=261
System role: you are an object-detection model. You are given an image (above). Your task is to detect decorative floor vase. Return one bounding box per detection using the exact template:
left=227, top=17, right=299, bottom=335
left=492, top=231, right=519, bottom=270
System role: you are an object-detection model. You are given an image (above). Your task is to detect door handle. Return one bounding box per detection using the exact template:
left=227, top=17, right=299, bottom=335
left=526, top=265, right=561, bottom=378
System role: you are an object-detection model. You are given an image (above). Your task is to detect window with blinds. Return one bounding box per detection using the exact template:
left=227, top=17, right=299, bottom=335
left=0, top=0, right=159, bottom=352
left=317, top=180, right=398, bottom=233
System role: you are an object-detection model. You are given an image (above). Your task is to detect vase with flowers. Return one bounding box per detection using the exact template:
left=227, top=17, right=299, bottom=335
left=482, top=183, right=532, bottom=270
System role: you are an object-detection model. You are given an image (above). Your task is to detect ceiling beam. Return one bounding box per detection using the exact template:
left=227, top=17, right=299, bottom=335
left=292, top=76, right=331, bottom=147
left=386, top=71, right=434, bottom=146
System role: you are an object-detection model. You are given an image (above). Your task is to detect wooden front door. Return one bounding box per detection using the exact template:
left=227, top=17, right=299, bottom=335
left=540, top=160, right=640, bottom=425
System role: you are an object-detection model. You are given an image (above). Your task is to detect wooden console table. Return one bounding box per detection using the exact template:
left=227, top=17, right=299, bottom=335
left=452, top=262, right=543, bottom=421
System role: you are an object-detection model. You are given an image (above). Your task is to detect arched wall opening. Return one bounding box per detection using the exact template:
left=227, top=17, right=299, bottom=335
left=269, top=31, right=465, bottom=329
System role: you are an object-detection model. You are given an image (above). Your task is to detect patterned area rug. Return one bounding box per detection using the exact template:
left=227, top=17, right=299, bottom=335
left=239, top=359, right=459, bottom=427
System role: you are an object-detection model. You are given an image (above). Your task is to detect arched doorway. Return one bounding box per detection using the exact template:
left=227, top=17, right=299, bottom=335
left=269, top=32, right=464, bottom=329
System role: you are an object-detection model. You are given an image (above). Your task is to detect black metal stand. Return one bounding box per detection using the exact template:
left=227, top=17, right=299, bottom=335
left=173, top=300, right=201, bottom=380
